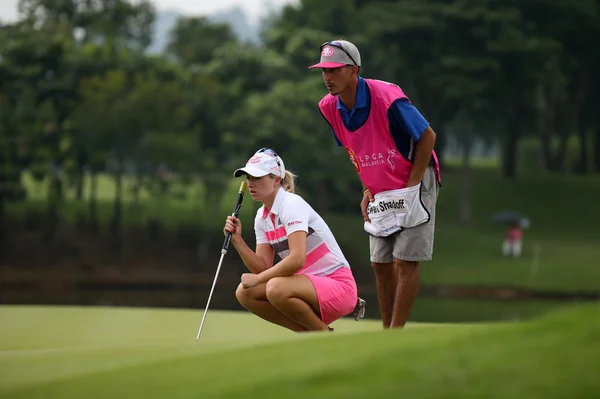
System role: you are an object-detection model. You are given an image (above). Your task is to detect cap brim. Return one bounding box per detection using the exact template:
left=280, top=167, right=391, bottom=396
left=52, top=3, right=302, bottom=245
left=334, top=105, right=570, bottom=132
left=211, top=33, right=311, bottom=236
left=309, top=62, right=348, bottom=69
left=233, top=166, right=270, bottom=178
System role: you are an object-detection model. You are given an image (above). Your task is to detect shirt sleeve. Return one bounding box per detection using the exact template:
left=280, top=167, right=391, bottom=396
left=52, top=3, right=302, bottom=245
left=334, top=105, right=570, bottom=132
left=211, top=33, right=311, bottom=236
left=388, top=99, right=430, bottom=142
left=279, top=197, right=310, bottom=235
left=254, top=211, right=269, bottom=245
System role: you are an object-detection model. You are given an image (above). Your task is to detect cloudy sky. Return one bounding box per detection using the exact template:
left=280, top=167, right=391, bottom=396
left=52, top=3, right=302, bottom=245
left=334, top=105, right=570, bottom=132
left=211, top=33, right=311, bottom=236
left=0, top=0, right=298, bottom=24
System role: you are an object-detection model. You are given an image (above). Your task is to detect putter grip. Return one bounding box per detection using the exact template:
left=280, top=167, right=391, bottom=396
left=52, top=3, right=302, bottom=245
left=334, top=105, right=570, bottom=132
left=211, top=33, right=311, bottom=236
left=222, top=181, right=248, bottom=252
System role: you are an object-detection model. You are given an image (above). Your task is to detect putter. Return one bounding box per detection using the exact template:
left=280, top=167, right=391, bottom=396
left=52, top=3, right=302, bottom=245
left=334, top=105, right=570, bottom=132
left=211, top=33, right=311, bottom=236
left=196, top=180, right=248, bottom=340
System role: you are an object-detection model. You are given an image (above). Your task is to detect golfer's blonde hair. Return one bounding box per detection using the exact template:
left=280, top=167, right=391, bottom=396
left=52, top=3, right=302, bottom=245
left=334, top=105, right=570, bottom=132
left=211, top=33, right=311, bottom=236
left=281, top=170, right=296, bottom=193
left=271, top=170, right=296, bottom=193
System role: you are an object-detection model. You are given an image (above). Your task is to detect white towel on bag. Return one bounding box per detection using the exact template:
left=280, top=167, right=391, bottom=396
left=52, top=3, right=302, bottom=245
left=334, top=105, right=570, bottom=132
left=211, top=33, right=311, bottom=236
left=364, top=184, right=430, bottom=237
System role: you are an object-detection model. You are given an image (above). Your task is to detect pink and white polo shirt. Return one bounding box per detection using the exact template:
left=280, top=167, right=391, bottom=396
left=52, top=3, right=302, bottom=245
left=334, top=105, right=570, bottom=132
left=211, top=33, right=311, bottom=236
left=254, top=187, right=350, bottom=277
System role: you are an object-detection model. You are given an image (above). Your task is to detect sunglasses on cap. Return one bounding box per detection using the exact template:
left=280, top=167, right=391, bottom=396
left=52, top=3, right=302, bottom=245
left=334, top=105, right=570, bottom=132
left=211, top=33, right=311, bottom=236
left=320, top=41, right=358, bottom=67
left=256, top=148, right=277, bottom=156
left=255, top=147, right=282, bottom=169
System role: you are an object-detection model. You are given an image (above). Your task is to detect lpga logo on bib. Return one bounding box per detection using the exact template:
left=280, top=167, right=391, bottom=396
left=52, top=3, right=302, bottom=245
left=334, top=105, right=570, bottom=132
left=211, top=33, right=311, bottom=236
left=345, top=147, right=398, bottom=173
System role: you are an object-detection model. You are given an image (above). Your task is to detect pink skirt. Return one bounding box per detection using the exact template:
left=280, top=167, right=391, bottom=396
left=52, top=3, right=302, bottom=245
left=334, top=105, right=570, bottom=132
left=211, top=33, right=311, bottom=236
left=304, top=267, right=358, bottom=326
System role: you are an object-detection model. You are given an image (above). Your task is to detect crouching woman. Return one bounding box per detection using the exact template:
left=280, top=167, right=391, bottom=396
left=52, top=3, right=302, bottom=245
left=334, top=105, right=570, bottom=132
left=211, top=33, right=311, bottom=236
left=224, top=148, right=364, bottom=332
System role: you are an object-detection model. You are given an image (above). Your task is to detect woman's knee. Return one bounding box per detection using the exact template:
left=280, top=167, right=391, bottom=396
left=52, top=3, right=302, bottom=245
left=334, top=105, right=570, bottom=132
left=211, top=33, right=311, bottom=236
left=235, top=283, right=251, bottom=306
left=265, top=277, right=288, bottom=303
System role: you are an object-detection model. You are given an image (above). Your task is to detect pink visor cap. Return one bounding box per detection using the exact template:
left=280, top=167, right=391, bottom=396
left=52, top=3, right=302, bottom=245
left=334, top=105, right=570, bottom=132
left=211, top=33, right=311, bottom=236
left=309, top=40, right=361, bottom=69
left=234, top=151, right=286, bottom=179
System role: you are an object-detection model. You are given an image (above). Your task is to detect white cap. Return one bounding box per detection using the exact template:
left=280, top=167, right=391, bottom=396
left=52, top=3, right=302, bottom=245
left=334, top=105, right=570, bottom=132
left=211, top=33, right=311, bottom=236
left=234, top=149, right=286, bottom=179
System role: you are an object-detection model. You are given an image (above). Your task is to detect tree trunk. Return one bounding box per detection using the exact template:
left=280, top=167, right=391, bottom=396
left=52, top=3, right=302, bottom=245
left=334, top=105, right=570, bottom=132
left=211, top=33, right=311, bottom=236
left=46, top=170, right=62, bottom=246
left=111, top=159, right=123, bottom=235
left=75, top=148, right=88, bottom=201
left=89, top=170, right=99, bottom=232
left=133, top=168, right=142, bottom=205
left=129, top=164, right=143, bottom=225
left=540, top=133, right=552, bottom=172
left=537, top=84, right=554, bottom=172
left=75, top=164, right=84, bottom=200
left=576, top=126, right=589, bottom=174
left=539, top=115, right=569, bottom=173
left=554, top=133, right=569, bottom=172
left=594, top=126, right=600, bottom=173
left=0, top=177, right=4, bottom=259
left=502, top=129, right=519, bottom=178
left=459, top=138, right=472, bottom=225
left=572, top=67, right=590, bottom=175
left=110, top=158, right=124, bottom=264
left=502, top=106, right=520, bottom=178
left=593, top=69, right=600, bottom=173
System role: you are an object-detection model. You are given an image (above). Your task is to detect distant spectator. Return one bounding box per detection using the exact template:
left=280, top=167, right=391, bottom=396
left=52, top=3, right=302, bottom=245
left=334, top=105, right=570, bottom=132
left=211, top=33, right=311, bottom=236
left=502, top=224, right=523, bottom=258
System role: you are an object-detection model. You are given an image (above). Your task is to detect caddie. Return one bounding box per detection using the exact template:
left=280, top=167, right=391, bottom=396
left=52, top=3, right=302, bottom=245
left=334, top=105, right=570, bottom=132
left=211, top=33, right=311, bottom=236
left=310, top=39, right=441, bottom=329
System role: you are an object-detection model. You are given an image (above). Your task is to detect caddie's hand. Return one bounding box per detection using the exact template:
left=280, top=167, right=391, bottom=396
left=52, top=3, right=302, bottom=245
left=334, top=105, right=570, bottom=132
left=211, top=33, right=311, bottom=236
left=224, top=216, right=242, bottom=241
left=405, top=178, right=421, bottom=188
left=241, top=273, right=262, bottom=289
left=360, top=189, right=375, bottom=223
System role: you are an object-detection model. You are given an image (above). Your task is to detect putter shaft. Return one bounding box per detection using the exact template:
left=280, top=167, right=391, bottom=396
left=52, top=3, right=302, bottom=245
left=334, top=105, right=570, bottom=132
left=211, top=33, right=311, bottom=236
left=196, top=251, right=226, bottom=340
left=196, top=180, right=247, bottom=340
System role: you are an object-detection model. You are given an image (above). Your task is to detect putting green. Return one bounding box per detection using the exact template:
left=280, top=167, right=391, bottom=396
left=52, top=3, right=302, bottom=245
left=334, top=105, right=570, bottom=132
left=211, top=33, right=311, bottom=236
left=1, top=303, right=598, bottom=398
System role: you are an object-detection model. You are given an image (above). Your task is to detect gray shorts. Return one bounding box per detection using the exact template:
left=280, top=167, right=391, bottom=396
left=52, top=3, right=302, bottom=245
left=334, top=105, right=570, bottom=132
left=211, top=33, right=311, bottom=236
left=369, top=166, right=440, bottom=263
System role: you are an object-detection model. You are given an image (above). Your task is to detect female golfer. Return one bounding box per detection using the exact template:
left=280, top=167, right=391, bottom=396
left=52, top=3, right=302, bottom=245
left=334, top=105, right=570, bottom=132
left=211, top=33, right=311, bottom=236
left=224, top=148, right=364, bottom=332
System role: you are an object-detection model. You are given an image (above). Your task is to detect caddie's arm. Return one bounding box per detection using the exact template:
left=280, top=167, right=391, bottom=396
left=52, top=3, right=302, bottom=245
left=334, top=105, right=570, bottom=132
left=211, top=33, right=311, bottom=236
left=254, top=231, right=307, bottom=283
left=406, top=126, right=436, bottom=187
left=388, top=99, right=436, bottom=188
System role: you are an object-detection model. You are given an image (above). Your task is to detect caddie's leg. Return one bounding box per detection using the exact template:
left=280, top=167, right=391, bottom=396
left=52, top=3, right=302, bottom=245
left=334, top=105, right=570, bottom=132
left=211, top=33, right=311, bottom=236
left=265, top=275, right=329, bottom=331
left=370, top=234, right=397, bottom=329
left=236, top=282, right=308, bottom=332
left=371, top=262, right=398, bottom=329
left=389, top=166, right=438, bottom=328
left=390, top=260, right=420, bottom=328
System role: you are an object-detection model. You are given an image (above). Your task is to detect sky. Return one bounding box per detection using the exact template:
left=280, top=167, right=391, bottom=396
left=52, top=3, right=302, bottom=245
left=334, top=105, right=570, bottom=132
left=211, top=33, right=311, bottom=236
left=0, top=0, right=299, bottom=25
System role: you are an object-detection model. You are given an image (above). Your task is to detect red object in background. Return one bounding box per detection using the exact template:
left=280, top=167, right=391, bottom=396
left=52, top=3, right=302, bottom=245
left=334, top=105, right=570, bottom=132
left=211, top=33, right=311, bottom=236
left=507, top=225, right=523, bottom=241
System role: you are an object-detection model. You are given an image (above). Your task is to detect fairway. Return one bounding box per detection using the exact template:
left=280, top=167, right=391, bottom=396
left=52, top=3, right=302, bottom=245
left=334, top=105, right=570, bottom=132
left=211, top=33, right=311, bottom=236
left=1, top=304, right=599, bottom=398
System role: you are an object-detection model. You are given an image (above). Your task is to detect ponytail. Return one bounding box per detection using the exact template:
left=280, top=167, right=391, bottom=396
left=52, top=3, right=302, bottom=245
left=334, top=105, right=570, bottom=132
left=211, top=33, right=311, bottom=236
left=281, top=170, right=297, bottom=193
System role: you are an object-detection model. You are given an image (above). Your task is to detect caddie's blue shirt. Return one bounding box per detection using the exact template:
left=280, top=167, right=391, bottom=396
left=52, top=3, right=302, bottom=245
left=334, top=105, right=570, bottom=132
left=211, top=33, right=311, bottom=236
left=331, top=76, right=430, bottom=161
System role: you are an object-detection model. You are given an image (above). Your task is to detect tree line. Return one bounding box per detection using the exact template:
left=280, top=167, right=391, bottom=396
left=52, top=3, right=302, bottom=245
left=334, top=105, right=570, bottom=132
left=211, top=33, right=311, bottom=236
left=1, top=0, right=599, bottom=236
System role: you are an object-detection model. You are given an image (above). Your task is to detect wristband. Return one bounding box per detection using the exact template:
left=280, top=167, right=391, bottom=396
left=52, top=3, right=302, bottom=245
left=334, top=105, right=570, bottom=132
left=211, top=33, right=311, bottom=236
left=362, top=188, right=370, bottom=195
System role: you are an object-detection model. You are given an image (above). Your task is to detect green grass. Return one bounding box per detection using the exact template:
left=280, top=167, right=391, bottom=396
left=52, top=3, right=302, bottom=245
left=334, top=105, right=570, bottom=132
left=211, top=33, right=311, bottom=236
left=0, top=306, right=381, bottom=397
left=0, top=304, right=599, bottom=398
left=409, top=297, right=576, bottom=322
left=444, top=156, right=500, bottom=169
